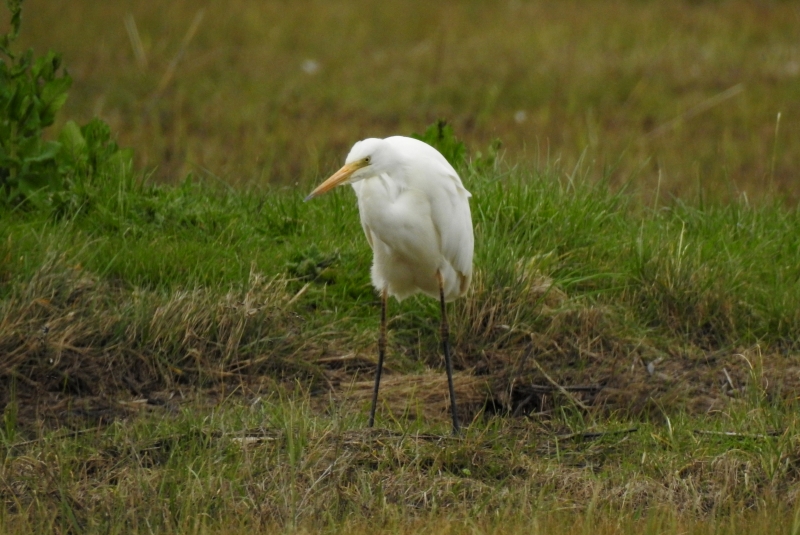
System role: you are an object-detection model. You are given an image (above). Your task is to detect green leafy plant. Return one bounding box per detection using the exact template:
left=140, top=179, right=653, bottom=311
left=413, top=119, right=501, bottom=172
left=412, top=119, right=467, bottom=169
left=0, top=0, right=133, bottom=213
left=286, top=244, right=340, bottom=283
left=58, top=119, right=132, bottom=177
left=0, top=0, right=72, bottom=206
left=49, top=118, right=134, bottom=217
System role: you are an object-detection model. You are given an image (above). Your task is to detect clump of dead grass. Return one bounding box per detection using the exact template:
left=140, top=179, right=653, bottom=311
left=5, top=243, right=796, bottom=433
left=0, top=250, right=302, bottom=425
left=340, top=371, right=489, bottom=422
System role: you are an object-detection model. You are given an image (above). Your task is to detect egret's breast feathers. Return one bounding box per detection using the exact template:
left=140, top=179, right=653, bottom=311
left=355, top=175, right=437, bottom=263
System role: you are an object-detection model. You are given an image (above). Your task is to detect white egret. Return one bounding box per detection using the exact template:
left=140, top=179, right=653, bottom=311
left=305, top=136, right=474, bottom=434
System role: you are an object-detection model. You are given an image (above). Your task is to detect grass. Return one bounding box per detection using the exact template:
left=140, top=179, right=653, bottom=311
left=2, top=155, right=800, bottom=532
left=2, top=391, right=800, bottom=533
left=3, top=0, right=800, bottom=531
left=3, top=161, right=800, bottom=396
left=17, top=0, right=800, bottom=201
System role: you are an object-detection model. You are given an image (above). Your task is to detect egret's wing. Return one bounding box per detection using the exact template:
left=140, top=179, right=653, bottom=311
left=429, top=171, right=474, bottom=279
left=385, top=136, right=474, bottom=278
left=384, top=136, right=474, bottom=281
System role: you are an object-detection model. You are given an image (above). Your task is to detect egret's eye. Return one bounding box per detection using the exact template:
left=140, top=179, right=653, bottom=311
left=365, top=156, right=371, bottom=164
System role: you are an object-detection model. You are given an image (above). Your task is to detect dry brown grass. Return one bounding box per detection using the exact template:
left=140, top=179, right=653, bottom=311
left=3, top=251, right=797, bottom=433
left=0, top=252, right=300, bottom=425
left=2, top=400, right=799, bottom=533
left=341, top=371, right=490, bottom=421
left=3, top=252, right=800, bottom=532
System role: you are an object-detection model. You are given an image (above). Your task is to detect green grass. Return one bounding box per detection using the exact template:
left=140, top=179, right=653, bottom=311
left=4, top=0, right=800, bottom=531
left=1, top=166, right=797, bottom=345
left=2, top=390, right=800, bottom=534
left=2, top=154, right=800, bottom=531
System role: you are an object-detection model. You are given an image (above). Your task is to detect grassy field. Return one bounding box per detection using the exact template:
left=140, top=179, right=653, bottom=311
left=18, top=0, right=800, bottom=201
left=3, top=155, right=800, bottom=532
left=3, top=0, right=800, bottom=533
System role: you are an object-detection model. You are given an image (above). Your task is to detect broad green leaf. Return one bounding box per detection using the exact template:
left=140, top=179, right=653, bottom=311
left=26, top=140, right=60, bottom=163
left=59, top=120, right=86, bottom=153
left=58, top=120, right=87, bottom=170
left=41, top=75, right=72, bottom=107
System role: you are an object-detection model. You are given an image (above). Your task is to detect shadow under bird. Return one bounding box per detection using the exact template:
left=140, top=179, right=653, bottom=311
left=305, top=136, right=474, bottom=434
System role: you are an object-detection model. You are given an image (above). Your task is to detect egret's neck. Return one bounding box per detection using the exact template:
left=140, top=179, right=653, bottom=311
left=352, top=172, right=407, bottom=204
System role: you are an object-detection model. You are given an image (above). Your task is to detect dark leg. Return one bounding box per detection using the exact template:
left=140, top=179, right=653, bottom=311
left=368, top=287, right=388, bottom=428
left=437, top=271, right=461, bottom=435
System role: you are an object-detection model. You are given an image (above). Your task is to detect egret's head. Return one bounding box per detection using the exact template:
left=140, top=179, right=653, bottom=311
left=305, top=138, right=384, bottom=201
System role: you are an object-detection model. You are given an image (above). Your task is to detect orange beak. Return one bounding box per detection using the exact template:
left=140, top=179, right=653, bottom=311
left=304, top=161, right=366, bottom=201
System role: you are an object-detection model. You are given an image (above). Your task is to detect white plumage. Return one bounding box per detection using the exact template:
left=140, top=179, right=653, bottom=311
left=305, top=135, right=473, bottom=433
left=348, top=137, right=473, bottom=301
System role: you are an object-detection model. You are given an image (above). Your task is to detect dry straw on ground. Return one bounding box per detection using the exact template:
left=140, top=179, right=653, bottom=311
left=3, top=255, right=797, bottom=430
